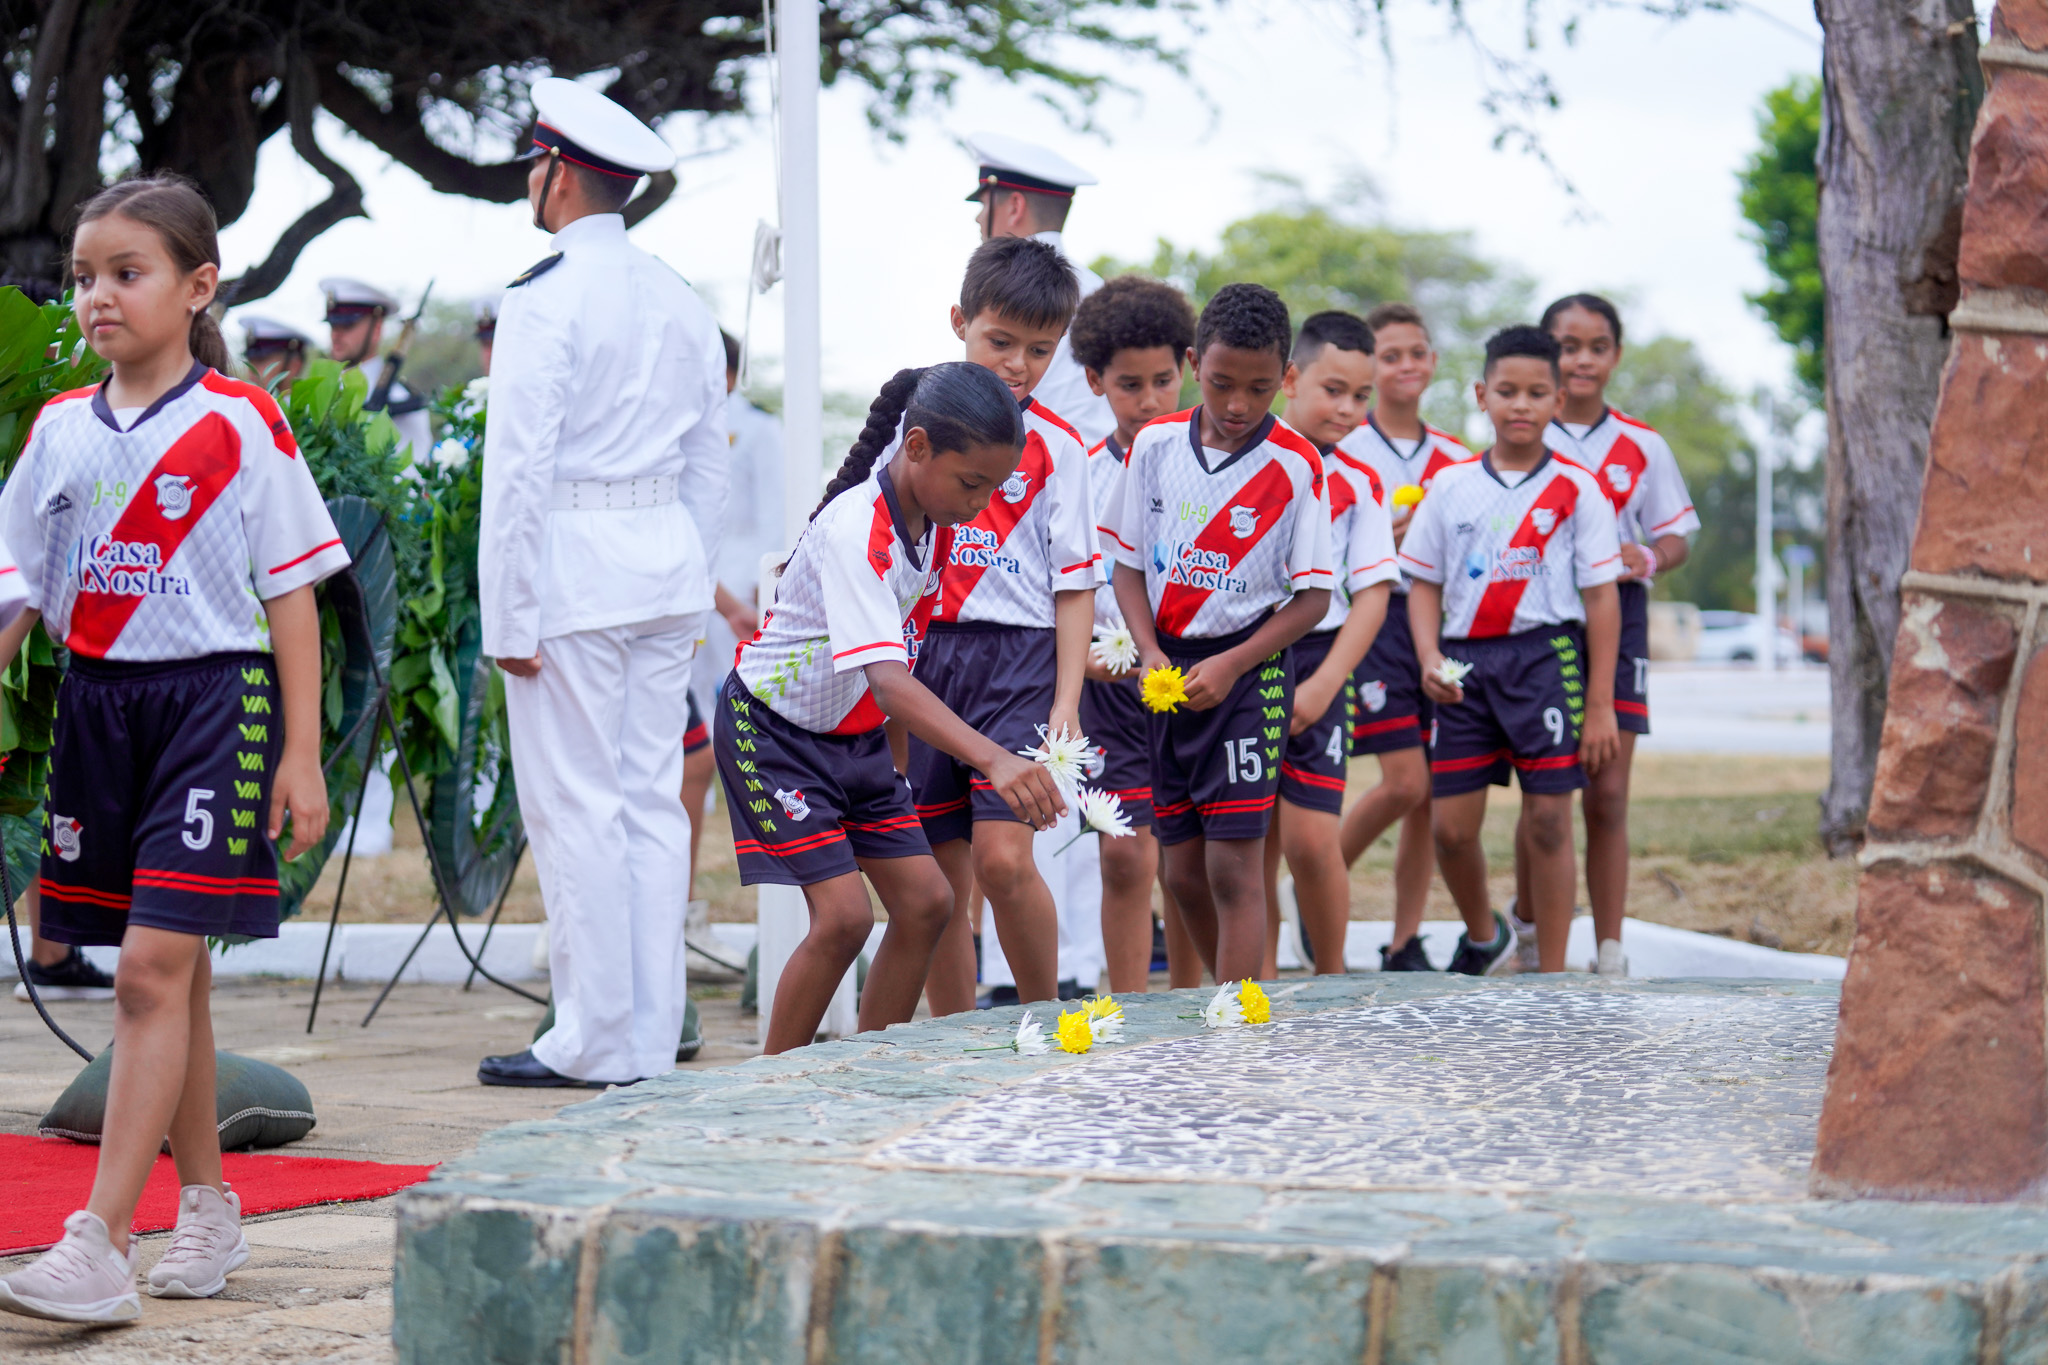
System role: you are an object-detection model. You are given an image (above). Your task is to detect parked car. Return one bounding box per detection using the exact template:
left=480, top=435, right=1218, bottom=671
left=1694, top=611, right=1801, bottom=665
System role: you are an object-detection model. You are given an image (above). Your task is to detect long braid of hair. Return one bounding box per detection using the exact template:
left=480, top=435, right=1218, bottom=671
left=813, top=367, right=927, bottom=521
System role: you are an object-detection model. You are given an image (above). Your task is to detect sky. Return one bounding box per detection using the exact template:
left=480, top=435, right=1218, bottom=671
left=216, top=0, right=1822, bottom=405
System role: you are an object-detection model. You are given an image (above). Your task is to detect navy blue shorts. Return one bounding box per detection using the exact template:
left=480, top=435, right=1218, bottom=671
left=1351, top=592, right=1431, bottom=755
left=39, top=652, right=285, bottom=947
left=715, top=673, right=929, bottom=887
left=908, top=623, right=1055, bottom=845
left=1615, top=580, right=1650, bottom=735
left=684, top=693, right=709, bottom=755
left=1079, top=675, right=1152, bottom=827
left=1149, top=621, right=1291, bottom=846
left=1430, top=626, right=1589, bottom=798
left=1279, top=629, right=1350, bottom=815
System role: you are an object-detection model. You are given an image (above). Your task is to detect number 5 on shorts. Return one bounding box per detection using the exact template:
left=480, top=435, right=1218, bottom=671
left=182, top=787, right=216, bottom=851
left=1222, top=738, right=1263, bottom=783
left=1542, top=707, right=1565, bottom=749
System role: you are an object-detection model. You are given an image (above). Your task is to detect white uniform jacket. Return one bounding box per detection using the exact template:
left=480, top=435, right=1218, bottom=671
left=1026, top=230, right=1115, bottom=448
left=480, top=212, right=728, bottom=658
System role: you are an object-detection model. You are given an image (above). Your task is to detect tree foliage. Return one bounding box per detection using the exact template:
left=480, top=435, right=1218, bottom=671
left=1736, top=75, right=1823, bottom=399
left=0, top=0, right=1179, bottom=299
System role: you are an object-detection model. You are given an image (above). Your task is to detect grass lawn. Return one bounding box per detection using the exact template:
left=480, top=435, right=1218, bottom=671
left=316, top=752, right=1854, bottom=958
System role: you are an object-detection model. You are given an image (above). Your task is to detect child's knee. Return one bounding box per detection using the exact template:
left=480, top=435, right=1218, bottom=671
left=1432, top=813, right=1479, bottom=857
left=1099, top=839, right=1152, bottom=895
left=896, top=874, right=955, bottom=935
left=1523, top=801, right=1573, bottom=854
left=113, top=959, right=182, bottom=1015
left=972, top=836, right=1037, bottom=897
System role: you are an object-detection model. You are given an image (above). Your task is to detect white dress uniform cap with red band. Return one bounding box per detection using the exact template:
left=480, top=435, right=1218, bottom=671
left=963, top=131, right=1098, bottom=201
left=318, top=278, right=400, bottom=322
left=526, top=76, right=677, bottom=179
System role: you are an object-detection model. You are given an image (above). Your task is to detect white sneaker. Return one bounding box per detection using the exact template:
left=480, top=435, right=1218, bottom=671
left=0, top=1210, right=140, bottom=1324
left=1504, top=897, right=1540, bottom=973
left=1594, top=938, right=1629, bottom=977
left=145, top=1185, right=248, bottom=1299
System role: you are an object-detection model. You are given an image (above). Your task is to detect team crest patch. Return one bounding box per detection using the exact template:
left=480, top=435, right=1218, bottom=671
left=1084, top=745, right=1108, bottom=781
left=1530, top=507, right=1557, bottom=535
left=774, top=788, right=811, bottom=821
left=1606, top=464, right=1633, bottom=493
left=1000, top=471, right=1032, bottom=504
left=51, top=816, right=82, bottom=862
left=1228, top=505, right=1259, bottom=539
left=154, top=473, right=195, bottom=520
left=1360, top=679, right=1388, bottom=713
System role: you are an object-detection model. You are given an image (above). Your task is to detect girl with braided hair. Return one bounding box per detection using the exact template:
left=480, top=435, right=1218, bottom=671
left=717, top=363, right=1068, bottom=1053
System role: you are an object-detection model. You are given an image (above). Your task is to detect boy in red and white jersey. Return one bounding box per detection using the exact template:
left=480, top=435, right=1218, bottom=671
left=1068, top=275, right=1198, bottom=991
left=1528, top=293, right=1702, bottom=975
left=1108, top=284, right=1333, bottom=986
left=911, top=237, right=1100, bottom=1015
left=1263, top=311, right=1396, bottom=978
left=1399, top=326, right=1622, bottom=976
left=1332, top=302, right=1476, bottom=971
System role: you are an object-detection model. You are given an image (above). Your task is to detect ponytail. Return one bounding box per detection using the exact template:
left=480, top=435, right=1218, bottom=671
left=73, top=174, right=229, bottom=371
left=190, top=308, right=232, bottom=373
left=812, top=361, right=1028, bottom=521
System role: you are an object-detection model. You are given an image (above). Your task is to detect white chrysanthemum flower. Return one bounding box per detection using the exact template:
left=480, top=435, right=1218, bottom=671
left=1202, top=982, right=1245, bottom=1029
left=1090, top=625, right=1138, bottom=675
left=1014, top=1010, right=1049, bottom=1056
left=1021, top=726, right=1093, bottom=795
left=1434, top=657, right=1474, bottom=685
left=1085, top=996, right=1126, bottom=1043
left=463, top=376, right=490, bottom=405
left=1076, top=788, right=1135, bottom=840
left=431, top=437, right=472, bottom=472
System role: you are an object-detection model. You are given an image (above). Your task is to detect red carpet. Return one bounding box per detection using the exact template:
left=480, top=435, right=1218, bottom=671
left=0, top=1134, right=435, bottom=1254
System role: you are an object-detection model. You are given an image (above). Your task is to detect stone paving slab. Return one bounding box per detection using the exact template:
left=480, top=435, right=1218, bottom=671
left=393, top=974, right=2048, bottom=1363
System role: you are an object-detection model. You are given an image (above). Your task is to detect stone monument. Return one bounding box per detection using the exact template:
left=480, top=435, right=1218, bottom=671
left=1812, top=0, right=2048, bottom=1201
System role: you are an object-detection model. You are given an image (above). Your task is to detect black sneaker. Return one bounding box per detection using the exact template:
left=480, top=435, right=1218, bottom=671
left=1378, top=935, right=1435, bottom=972
left=1445, top=912, right=1518, bottom=977
left=14, top=947, right=116, bottom=1001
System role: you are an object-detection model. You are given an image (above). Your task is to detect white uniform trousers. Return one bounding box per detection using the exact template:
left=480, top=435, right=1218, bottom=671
left=506, top=612, right=706, bottom=1082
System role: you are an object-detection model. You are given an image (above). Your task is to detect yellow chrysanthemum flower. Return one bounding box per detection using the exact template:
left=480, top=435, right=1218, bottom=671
left=1141, top=666, right=1189, bottom=713
left=1085, top=994, right=1121, bottom=1021
left=1392, top=484, right=1426, bottom=508
left=1239, top=979, right=1272, bottom=1025
left=1056, top=1008, right=1094, bottom=1054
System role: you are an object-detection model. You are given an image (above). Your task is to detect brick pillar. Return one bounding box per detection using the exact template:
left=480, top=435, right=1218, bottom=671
left=1811, top=1, right=2048, bottom=1200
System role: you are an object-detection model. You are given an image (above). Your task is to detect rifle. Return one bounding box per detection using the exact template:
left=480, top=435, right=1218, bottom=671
left=367, top=279, right=434, bottom=412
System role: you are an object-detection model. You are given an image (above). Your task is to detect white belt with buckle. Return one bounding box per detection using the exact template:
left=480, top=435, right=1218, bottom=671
left=549, top=475, right=679, bottom=511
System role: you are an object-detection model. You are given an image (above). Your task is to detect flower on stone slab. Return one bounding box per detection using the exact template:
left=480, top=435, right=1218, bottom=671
left=1090, top=625, right=1138, bottom=675
left=1014, top=1010, right=1049, bottom=1055
left=1141, top=665, right=1189, bottom=714
left=1055, top=1007, right=1094, bottom=1054
left=1201, top=982, right=1245, bottom=1029
left=1083, top=994, right=1125, bottom=1043
left=1022, top=726, right=1093, bottom=796
left=1239, top=979, right=1271, bottom=1025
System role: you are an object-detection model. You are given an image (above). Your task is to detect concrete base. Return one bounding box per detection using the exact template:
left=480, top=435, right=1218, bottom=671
left=394, top=975, right=2048, bottom=1363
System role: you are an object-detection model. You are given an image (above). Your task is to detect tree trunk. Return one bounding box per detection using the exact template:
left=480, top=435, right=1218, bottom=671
left=1815, top=0, right=1982, bottom=853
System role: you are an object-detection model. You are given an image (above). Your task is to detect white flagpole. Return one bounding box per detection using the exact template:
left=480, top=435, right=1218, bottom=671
left=758, top=0, right=859, bottom=1044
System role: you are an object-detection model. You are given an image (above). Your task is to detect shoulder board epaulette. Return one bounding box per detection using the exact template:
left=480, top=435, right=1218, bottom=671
left=509, top=253, right=564, bottom=288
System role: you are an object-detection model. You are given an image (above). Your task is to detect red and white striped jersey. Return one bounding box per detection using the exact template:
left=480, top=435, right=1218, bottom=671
left=1317, top=448, right=1399, bottom=631
left=1397, top=453, right=1623, bottom=640
left=1087, top=434, right=1128, bottom=631
left=929, top=396, right=1099, bottom=627
left=1107, top=409, right=1334, bottom=639
left=1336, top=414, right=1475, bottom=594
left=1547, top=408, right=1699, bottom=546
left=735, top=463, right=953, bottom=734
left=0, top=364, right=349, bottom=662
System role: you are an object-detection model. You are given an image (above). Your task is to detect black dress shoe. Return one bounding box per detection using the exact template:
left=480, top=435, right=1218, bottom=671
left=477, top=1049, right=623, bottom=1089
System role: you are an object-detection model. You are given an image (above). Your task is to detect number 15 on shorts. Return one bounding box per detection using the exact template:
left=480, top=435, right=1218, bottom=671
left=1222, top=737, right=1263, bottom=783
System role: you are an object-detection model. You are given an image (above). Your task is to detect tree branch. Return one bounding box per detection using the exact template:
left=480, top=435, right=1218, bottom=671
left=1, top=0, right=85, bottom=234
left=220, top=57, right=365, bottom=308
left=316, top=66, right=529, bottom=203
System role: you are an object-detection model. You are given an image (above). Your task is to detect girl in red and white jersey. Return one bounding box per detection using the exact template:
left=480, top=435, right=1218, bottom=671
left=0, top=177, right=345, bottom=1324
left=1531, top=293, right=1702, bottom=976
left=720, top=363, right=1065, bottom=1053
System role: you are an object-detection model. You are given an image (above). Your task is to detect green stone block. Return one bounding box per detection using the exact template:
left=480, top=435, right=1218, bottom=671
left=394, top=1204, right=581, bottom=1365
left=1053, top=1241, right=1372, bottom=1363
left=1995, top=1267, right=2048, bottom=1365
left=1383, top=1265, right=1557, bottom=1365
left=1580, top=1267, right=1984, bottom=1364
left=828, top=1227, right=1044, bottom=1365
left=588, top=1217, right=813, bottom=1364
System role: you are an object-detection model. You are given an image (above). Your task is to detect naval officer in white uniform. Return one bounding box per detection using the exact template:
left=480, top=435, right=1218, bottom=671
left=476, top=77, right=728, bottom=1088
left=319, top=277, right=434, bottom=459
left=967, top=132, right=1114, bottom=446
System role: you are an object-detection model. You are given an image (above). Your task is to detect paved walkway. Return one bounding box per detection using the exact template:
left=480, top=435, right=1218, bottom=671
left=0, top=977, right=760, bottom=1362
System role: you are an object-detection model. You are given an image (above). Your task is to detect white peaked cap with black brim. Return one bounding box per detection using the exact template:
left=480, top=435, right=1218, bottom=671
left=522, top=76, right=676, bottom=180
left=319, top=278, right=401, bottom=318
left=963, top=131, right=1098, bottom=202
left=239, top=314, right=314, bottom=347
